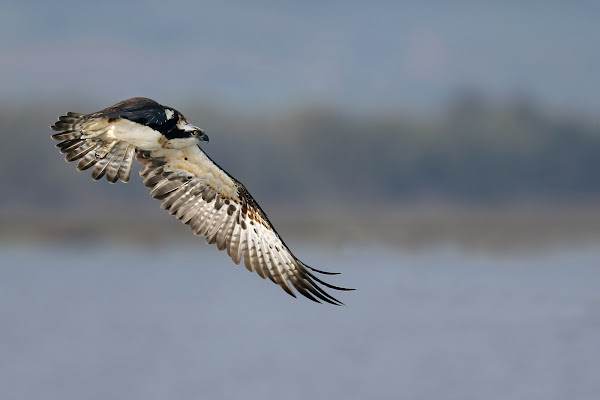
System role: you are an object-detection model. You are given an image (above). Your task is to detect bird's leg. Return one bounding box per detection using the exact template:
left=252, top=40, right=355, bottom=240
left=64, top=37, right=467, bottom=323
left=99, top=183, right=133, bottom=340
left=94, top=140, right=117, bottom=159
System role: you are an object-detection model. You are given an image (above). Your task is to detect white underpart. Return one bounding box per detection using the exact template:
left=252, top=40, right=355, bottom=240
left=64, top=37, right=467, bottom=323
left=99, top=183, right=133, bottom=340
left=154, top=145, right=239, bottom=201
left=103, top=119, right=163, bottom=151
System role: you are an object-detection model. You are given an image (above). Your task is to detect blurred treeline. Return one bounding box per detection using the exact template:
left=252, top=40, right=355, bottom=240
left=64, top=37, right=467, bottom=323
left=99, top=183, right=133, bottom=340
left=1, top=93, right=599, bottom=228
left=0, top=94, right=600, bottom=213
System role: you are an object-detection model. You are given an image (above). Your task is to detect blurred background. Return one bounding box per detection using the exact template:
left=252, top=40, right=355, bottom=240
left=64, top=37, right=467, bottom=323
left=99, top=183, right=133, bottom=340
left=1, top=1, right=599, bottom=399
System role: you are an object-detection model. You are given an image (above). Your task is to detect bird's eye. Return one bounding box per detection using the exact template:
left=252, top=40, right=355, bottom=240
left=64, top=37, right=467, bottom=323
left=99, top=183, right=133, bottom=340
left=192, top=130, right=199, bottom=135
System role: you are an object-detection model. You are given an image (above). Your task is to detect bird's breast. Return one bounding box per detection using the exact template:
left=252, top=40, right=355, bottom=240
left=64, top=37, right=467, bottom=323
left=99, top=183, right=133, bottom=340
left=109, top=119, right=164, bottom=150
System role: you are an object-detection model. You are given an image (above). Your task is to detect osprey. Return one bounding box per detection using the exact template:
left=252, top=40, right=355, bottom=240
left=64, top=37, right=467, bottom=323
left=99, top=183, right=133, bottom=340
left=51, top=97, right=352, bottom=305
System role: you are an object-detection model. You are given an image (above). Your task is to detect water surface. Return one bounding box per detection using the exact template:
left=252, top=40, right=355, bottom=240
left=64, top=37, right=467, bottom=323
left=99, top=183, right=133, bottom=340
left=1, top=243, right=599, bottom=400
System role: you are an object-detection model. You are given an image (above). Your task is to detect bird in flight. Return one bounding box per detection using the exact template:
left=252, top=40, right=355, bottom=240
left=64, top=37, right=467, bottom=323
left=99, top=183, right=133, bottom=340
left=51, top=97, right=352, bottom=305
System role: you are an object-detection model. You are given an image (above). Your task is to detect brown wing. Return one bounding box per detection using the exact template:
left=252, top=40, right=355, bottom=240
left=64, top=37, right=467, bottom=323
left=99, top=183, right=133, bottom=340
left=136, top=151, right=353, bottom=305
left=51, top=113, right=136, bottom=183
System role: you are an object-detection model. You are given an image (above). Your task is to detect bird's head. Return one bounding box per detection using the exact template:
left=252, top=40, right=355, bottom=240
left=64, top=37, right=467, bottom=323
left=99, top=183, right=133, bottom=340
left=163, top=115, right=209, bottom=149
left=182, top=123, right=209, bottom=143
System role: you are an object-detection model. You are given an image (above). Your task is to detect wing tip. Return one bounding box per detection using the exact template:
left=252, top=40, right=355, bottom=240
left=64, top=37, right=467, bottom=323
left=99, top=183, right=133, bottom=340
left=303, top=263, right=342, bottom=276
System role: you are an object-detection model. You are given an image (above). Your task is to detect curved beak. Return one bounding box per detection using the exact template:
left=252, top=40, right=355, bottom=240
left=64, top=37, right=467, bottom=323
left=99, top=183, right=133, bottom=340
left=198, top=131, right=209, bottom=142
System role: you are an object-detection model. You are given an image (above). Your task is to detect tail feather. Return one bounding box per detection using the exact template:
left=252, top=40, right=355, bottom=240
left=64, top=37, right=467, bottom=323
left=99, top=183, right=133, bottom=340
left=51, top=113, right=135, bottom=183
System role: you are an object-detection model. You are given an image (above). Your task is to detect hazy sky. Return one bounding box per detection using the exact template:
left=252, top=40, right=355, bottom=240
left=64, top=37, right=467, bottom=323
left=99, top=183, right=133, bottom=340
left=1, top=1, right=599, bottom=115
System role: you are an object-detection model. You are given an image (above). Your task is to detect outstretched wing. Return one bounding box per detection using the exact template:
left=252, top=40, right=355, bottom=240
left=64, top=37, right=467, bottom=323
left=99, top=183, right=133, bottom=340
left=137, top=148, right=353, bottom=305
left=51, top=113, right=137, bottom=183
left=50, top=98, right=172, bottom=183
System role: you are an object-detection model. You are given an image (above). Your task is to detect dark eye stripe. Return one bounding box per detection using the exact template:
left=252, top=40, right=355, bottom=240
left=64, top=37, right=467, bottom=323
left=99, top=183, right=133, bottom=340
left=163, top=125, right=191, bottom=139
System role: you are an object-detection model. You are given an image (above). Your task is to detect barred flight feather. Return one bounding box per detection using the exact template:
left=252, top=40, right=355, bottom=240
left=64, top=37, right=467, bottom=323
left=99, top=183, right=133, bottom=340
left=52, top=113, right=135, bottom=183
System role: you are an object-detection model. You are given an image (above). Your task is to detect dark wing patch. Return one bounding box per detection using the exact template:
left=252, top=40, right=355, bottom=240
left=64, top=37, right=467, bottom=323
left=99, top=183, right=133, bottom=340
left=136, top=151, right=354, bottom=305
left=88, top=97, right=175, bottom=132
